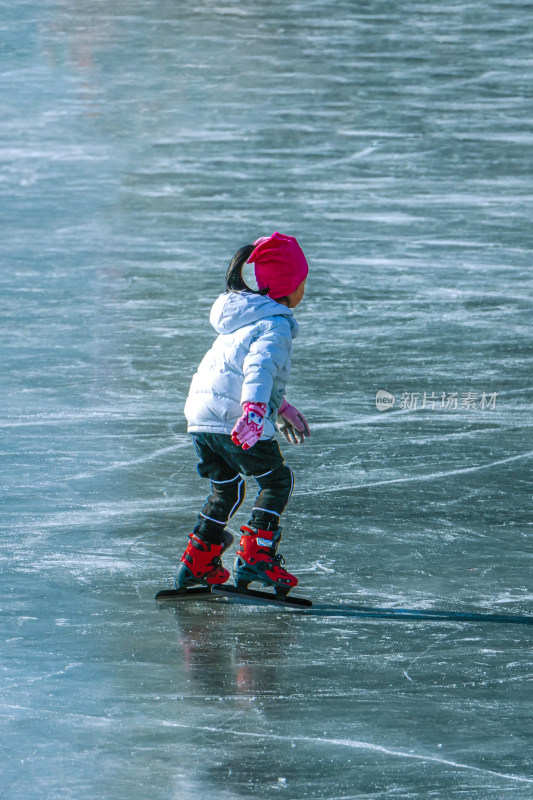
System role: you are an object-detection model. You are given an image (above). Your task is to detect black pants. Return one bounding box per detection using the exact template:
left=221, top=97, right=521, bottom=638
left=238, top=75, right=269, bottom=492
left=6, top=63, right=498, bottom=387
left=191, top=432, right=294, bottom=543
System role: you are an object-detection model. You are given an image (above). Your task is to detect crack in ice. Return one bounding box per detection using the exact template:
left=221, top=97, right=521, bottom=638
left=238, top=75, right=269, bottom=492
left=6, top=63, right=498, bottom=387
left=294, top=449, right=533, bottom=496
left=161, top=721, right=533, bottom=785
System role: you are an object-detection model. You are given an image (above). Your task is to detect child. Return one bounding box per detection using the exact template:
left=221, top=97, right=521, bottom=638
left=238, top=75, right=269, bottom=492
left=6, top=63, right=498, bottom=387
left=176, top=232, right=310, bottom=597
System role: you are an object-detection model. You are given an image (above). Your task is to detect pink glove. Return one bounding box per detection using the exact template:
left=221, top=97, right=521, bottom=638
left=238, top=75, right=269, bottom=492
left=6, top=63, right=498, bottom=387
left=277, top=398, right=310, bottom=444
left=231, top=401, right=268, bottom=450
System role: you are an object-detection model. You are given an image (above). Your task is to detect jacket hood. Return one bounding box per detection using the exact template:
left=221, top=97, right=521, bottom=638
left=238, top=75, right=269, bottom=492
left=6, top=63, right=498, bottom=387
left=209, top=292, right=298, bottom=337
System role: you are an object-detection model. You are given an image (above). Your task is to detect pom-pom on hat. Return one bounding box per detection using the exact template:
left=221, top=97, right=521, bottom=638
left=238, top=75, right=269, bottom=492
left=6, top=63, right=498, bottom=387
left=247, top=232, right=308, bottom=300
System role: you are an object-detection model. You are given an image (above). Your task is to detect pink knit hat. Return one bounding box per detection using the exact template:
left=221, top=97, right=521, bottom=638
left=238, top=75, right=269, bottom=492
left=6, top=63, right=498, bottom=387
left=247, top=232, right=308, bottom=300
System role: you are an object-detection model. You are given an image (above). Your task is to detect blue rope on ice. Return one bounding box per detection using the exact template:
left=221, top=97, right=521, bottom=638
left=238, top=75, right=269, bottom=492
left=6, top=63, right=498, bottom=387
left=302, top=604, right=533, bottom=625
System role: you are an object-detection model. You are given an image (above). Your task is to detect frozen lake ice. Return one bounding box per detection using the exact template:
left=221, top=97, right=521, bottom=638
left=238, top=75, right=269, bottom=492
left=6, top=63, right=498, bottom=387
left=1, top=1, right=532, bottom=798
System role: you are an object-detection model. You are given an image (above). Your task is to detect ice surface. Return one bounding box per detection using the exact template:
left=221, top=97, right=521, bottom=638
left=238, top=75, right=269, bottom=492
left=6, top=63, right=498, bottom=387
left=1, top=1, right=532, bottom=798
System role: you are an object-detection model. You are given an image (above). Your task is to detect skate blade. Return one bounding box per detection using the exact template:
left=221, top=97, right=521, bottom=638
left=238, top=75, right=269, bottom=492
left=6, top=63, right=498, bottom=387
left=212, top=583, right=312, bottom=609
left=155, top=587, right=213, bottom=603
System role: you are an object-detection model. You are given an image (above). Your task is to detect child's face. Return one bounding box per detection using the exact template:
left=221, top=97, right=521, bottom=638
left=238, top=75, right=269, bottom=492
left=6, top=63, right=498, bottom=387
left=285, top=279, right=306, bottom=308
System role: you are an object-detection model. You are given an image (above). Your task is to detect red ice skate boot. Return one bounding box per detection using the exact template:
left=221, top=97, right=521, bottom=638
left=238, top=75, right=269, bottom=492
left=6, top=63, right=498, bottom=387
left=175, top=530, right=233, bottom=590
left=233, top=525, right=298, bottom=597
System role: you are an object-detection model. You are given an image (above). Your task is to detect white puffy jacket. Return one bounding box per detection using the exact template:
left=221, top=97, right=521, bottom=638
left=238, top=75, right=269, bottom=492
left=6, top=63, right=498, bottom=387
left=184, top=291, right=298, bottom=439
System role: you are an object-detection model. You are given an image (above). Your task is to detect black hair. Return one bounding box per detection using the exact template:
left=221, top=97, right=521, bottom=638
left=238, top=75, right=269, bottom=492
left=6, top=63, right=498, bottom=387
left=225, top=244, right=269, bottom=295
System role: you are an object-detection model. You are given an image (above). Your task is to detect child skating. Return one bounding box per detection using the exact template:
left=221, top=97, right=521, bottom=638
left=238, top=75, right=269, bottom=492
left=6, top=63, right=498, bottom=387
left=176, top=232, right=310, bottom=598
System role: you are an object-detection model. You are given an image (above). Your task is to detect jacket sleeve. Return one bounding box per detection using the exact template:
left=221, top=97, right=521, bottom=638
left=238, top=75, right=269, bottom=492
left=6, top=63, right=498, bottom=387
left=240, top=320, right=291, bottom=406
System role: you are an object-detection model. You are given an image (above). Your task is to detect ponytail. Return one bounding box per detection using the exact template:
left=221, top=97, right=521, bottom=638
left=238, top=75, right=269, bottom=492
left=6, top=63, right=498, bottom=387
left=225, top=244, right=269, bottom=295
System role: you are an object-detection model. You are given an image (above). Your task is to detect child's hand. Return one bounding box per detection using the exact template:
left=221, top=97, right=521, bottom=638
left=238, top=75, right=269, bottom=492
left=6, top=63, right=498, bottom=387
left=277, top=398, right=310, bottom=444
left=231, top=402, right=267, bottom=450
